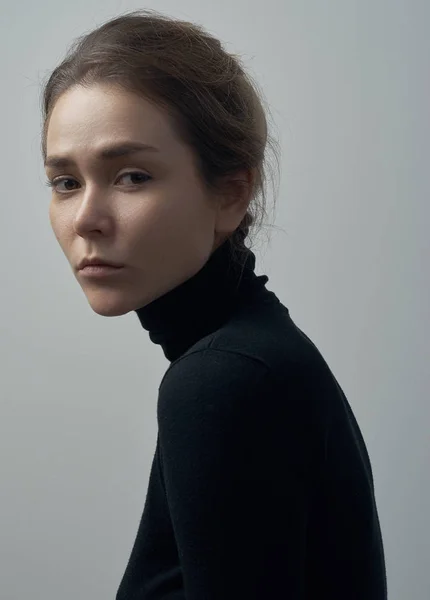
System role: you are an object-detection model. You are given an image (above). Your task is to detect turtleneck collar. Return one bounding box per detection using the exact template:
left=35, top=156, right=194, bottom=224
left=135, top=239, right=269, bottom=362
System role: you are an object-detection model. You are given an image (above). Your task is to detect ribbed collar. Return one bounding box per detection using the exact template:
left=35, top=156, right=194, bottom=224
left=134, top=239, right=269, bottom=362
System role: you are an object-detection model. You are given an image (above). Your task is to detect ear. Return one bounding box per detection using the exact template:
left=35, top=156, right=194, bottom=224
left=212, top=168, right=255, bottom=241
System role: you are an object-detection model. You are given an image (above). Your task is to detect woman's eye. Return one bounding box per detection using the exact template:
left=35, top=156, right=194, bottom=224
left=45, top=171, right=151, bottom=193
left=45, top=177, right=78, bottom=192
left=117, top=172, right=151, bottom=186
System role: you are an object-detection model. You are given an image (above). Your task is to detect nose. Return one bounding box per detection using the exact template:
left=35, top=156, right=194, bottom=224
left=73, top=185, right=114, bottom=236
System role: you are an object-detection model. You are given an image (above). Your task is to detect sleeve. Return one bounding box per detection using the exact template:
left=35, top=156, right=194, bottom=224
left=156, top=348, right=314, bottom=599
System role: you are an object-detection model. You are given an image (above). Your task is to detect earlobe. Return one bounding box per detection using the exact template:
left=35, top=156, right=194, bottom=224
left=221, top=168, right=254, bottom=209
left=214, top=193, right=251, bottom=240
left=212, top=168, right=254, bottom=240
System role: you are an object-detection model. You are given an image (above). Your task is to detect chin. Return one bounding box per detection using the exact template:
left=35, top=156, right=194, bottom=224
left=85, top=290, right=157, bottom=317
left=84, top=294, right=135, bottom=317
left=82, top=281, right=170, bottom=317
left=92, top=306, right=132, bottom=317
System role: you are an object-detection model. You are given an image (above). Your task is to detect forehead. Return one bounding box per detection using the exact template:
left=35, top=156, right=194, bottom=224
left=45, top=83, right=182, bottom=157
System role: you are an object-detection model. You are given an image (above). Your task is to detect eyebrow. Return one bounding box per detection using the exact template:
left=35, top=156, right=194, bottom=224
left=44, top=141, right=160, bottom=168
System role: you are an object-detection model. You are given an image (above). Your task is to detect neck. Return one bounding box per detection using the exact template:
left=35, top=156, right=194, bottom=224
left=134, top=239, right=269, bottom=362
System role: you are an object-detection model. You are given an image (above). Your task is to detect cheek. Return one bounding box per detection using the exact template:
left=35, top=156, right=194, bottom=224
left=131, top=190, right=215, bottom=242
left=170, top=190, right=216, bottom=237
left=48, top=203, right=62, bottom=243
left=48, top=202, right=55, bottom=232
left=49, top=203, right=73, bottom=252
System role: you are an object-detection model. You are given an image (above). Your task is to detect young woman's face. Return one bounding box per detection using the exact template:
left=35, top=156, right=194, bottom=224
left=45, top=83, right=232, bottom=317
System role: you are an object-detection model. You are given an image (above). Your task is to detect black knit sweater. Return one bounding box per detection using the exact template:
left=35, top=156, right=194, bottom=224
left=116, top=239, right=387, bottom=599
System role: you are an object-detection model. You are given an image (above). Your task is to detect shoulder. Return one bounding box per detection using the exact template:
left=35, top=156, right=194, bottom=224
left=157, top=298, right=345, bottom=429
left=157, top=346, right=270, bottom=423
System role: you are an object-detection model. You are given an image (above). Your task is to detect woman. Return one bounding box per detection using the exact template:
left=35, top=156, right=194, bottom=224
left=41, top=9, right=387, bottom=599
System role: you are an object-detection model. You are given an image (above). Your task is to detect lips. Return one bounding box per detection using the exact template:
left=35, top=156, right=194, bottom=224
left=81, top=264, right=121, bottom=269
left=78, top=259, right=124, bottom=270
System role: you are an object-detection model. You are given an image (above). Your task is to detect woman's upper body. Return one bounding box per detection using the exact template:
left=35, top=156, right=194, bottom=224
left=116, top=239, right=387, bottom=600
left=41, top=11, right=386, bottom=599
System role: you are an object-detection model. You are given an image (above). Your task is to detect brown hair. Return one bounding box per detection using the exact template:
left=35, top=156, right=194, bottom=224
left=40, top=9, right=281, bottom=266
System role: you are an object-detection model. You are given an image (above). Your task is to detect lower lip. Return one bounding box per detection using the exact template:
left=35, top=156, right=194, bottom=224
left=79, top=265, right=124, bottom=277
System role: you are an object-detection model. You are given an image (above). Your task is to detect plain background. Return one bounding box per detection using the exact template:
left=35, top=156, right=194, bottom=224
left=1, top=1, right=428, bottom=598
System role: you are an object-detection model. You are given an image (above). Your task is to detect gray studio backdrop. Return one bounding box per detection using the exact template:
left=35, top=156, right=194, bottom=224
left=1, top=1, right=429, bottom=599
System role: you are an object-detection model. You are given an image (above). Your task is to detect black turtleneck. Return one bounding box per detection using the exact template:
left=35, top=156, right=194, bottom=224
left=116, top=239, right=387, bottom=600
left=134, top=239, right=270, bottom=363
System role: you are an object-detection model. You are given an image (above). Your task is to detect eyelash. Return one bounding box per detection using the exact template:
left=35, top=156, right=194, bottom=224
left=45, top=171, right=152, bottom=193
